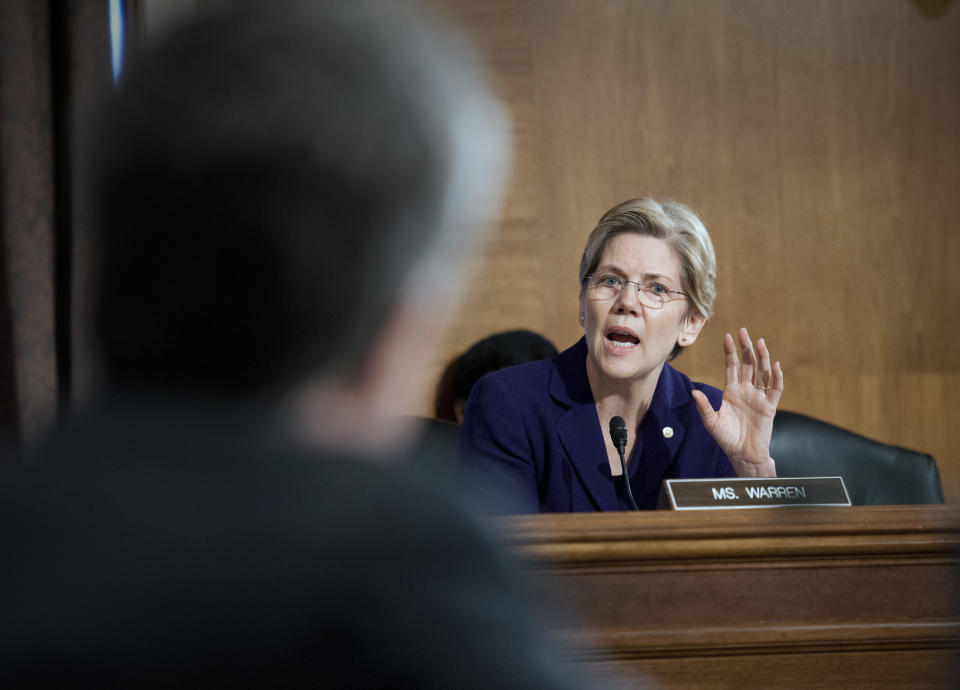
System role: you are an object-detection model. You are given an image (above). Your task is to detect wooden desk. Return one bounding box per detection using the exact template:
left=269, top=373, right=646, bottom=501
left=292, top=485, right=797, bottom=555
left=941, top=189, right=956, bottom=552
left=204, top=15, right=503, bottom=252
left=498, top=506, right=960, bottom=688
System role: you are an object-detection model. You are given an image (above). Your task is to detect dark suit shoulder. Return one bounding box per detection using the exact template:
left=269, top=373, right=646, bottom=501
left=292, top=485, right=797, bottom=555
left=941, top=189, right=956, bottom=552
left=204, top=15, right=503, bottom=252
left=663, top=361, right=723, bottom=409
left=473, top=355, right=556, bottom=400
left=0, top=406, right=582, bottom=689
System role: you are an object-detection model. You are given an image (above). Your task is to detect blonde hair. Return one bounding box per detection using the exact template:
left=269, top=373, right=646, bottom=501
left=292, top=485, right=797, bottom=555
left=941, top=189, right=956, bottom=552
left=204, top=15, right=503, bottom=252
left=578, top=198, right=718, bottom=356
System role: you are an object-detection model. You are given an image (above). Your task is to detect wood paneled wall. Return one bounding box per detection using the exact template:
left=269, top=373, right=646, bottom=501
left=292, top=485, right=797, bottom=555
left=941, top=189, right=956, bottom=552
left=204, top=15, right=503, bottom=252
left=413, top=0, right=960, bottom=502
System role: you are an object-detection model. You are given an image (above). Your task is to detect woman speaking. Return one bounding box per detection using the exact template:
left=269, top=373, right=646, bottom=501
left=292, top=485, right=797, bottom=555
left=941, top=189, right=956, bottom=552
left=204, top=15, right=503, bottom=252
left=458, top=198, right=783, bottom=512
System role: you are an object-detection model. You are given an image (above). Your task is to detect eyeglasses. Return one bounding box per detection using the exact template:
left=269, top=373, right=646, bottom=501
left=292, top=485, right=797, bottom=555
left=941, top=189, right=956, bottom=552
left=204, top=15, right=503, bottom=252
left=585, top=273, right=687, bottom=310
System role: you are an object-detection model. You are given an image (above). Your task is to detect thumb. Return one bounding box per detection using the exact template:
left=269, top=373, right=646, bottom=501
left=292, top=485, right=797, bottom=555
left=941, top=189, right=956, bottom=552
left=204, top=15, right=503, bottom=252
left=691, top=389, right=719, bottom=433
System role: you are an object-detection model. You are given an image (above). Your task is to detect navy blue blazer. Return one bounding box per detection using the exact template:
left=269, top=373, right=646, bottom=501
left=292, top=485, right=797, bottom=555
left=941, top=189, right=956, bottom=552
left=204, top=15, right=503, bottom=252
left=459, top=338, right=736, bottom=513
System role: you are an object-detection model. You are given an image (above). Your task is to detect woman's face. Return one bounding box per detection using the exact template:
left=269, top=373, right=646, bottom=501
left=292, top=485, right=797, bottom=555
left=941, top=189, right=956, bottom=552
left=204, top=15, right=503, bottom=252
left=580, top=233, right=704, bottom=386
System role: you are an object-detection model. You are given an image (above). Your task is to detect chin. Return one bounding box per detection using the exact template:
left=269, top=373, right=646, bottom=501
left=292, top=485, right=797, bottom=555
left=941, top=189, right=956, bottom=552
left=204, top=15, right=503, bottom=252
left=601, top=345, right=671, bottom=381
left=593, top=352, right=648, bottom=381
left=603, top=362, right=652, bottom=381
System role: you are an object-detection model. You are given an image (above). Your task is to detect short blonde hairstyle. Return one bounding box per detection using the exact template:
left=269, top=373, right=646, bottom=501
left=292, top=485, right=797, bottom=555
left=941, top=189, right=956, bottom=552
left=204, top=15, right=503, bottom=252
left=578, top=199, right=718, bottom=356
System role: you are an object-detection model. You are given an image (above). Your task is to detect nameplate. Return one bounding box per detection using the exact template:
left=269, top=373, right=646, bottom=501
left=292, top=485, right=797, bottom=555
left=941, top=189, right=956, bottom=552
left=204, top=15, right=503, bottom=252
left=659, top=477, right=851, bottom=510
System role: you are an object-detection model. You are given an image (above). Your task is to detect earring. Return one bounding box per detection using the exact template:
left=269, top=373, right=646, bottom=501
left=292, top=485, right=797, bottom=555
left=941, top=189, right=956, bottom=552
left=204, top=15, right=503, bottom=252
left=579, top=313, right=584, bottom=325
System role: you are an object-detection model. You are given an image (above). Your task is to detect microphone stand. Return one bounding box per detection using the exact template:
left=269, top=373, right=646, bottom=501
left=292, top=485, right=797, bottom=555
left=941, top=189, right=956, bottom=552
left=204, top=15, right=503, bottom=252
left=617, top=443, right=640, bottom=512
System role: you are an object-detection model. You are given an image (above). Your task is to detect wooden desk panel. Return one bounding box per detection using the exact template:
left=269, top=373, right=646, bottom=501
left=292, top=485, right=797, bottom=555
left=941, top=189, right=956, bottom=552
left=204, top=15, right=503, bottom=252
left=498, top=506, right=960, bottom=687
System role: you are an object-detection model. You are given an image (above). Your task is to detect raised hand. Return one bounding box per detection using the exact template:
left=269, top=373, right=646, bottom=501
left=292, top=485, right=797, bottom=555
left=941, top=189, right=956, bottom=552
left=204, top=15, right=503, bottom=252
left=691, top=327, right=783, bottom=477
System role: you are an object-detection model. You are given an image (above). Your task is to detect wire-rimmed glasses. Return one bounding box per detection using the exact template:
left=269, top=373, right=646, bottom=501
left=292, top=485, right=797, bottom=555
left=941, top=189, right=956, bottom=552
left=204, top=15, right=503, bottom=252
left=584, top=273, right=687, bottom=310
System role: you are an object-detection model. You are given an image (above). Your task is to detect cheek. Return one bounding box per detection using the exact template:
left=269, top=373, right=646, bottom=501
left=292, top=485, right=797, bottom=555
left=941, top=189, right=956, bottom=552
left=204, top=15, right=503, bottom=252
left=583, top=300, right=604, bottom=331
left=659, top=312, right=687, bottom=340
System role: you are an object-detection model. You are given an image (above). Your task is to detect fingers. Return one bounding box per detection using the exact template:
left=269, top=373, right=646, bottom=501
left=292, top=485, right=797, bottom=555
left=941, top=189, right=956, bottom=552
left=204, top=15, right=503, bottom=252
left=757, top=337, right=783, bottom=405
left=723, top=332, right=738, bottom=387
left=756, top=337, right=772, bottom=389
left=737, top=327, right=756, bottom=385
left=723, top=328, right=782, bottom=401
left=767, top=359, right=784, bottom=405
left=691, top=389, right=719, bottom=433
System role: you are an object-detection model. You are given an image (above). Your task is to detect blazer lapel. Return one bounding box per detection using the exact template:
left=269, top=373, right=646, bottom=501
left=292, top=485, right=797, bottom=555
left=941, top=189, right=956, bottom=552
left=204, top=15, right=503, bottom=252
left=635, top=363, right=688, bottom=506
left=551, top=339, right=620, bottom=510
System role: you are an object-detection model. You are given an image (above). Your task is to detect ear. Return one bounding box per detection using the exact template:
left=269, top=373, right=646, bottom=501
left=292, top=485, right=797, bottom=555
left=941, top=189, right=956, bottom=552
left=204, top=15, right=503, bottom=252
left=677, top=310, right=707, bottom=348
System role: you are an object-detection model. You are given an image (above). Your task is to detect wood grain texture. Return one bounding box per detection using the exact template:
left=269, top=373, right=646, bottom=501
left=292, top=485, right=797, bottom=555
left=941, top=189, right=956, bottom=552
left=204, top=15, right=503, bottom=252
left=497, top=507, right=960, bottom=687
left=419, top=0, right=960, bottom=502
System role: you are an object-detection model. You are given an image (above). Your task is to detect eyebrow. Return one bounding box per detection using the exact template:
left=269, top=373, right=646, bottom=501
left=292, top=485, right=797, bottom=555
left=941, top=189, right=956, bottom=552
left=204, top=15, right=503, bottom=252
left=595, top=264, right=679, bottom=285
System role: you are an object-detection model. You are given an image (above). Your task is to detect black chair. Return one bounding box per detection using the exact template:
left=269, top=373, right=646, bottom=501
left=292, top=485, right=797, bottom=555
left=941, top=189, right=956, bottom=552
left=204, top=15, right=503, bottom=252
left=410, top=417, right=461, bottom=463
left=395, top=416, right=461, bottom=478
left=771, top=410, right=944, bottom=505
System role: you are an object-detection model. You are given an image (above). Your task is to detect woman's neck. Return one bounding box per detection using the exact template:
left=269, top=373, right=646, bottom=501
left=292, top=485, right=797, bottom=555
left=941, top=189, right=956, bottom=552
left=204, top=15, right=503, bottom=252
left=587, top=360, right=664, bottom=431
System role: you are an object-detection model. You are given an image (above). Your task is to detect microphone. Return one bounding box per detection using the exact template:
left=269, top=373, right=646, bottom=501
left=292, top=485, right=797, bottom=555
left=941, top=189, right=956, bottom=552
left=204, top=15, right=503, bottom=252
left=609, top=416, right=639, bottom=511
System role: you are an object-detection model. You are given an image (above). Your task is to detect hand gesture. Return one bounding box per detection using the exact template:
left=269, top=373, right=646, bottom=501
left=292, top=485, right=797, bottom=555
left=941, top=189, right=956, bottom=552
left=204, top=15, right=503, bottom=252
left=691, top=328, right=783, bottom=477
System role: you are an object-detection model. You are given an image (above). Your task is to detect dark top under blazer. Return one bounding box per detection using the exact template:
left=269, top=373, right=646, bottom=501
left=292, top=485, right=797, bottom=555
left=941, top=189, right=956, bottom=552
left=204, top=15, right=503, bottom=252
left=459, top=337, right=736, bottom=513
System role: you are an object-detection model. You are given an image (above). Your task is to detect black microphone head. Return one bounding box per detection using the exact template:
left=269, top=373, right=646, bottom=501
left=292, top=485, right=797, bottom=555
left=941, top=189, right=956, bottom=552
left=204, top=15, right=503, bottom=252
left=609, top=416, right=628, bottom=450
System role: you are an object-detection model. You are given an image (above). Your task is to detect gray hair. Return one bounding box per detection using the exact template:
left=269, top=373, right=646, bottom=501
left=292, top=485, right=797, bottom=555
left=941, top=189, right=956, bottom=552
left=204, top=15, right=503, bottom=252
left=578, top=199, right=718, bottom=357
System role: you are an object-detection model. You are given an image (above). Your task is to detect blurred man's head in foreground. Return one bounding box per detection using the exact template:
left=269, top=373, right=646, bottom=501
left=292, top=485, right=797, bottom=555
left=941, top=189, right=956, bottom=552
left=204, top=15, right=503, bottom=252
left=93, top=1, right=508, bottom=444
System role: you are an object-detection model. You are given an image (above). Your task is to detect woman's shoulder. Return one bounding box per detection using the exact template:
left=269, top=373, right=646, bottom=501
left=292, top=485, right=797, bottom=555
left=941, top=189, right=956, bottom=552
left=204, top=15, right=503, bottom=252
left=472, top=355, right=556, bottom=399
left=472, top=338, right=586, bottom=401
left=460, top=355, right=559, bottom=443
left=663, top=362, right=723, bottom=407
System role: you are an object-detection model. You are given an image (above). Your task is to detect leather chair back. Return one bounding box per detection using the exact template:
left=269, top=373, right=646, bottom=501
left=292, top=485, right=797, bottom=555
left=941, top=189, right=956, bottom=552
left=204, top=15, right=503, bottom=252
left=771, top=410, right=943, bottom=505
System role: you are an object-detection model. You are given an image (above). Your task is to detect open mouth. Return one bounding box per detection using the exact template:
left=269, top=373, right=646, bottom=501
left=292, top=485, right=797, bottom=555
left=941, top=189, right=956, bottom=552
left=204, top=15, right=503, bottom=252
left=605, top=327, right=639, bottom=349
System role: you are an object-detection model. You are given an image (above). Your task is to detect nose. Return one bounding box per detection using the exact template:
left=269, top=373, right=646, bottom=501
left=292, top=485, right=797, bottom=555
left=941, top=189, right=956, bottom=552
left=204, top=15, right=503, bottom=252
left=613, top=283, right=644, bottom=316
